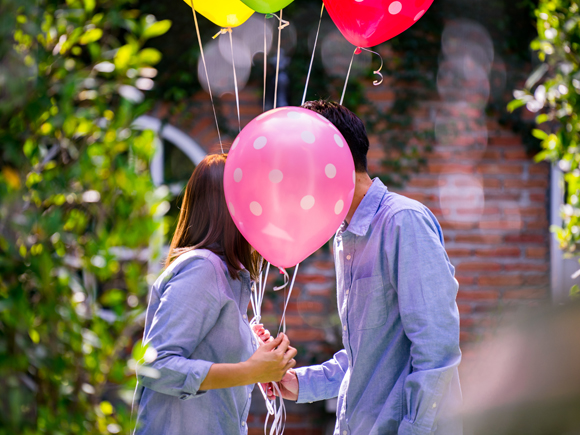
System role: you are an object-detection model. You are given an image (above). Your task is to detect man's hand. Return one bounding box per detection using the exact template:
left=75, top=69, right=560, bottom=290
left=265, top=368, right=299, bottom=401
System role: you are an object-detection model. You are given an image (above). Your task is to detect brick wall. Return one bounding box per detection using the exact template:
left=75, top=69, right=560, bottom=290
left=153, top=71, right=551, bottom=431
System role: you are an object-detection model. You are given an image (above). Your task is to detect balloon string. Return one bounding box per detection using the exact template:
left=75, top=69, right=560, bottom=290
left=277, top=263, right=299, bottom=336
left=359, top=47, right=384, bottom=85
left=340, top=47, right=357, bottom=106
left=189, top=0, right=223, bottom=154
left=273, top=9, right=283, bottom=109
left=301, top=2, right=325, bottom=106
left=228, top=29, right=242, bottom=132
left=263, top=15, right=267, bottom=112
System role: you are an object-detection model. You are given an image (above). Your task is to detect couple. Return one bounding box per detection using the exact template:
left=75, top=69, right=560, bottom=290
left=133, top=101, right=462, bottom=435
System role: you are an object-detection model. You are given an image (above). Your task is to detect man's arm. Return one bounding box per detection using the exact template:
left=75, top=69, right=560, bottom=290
left=280, top=349, right=349, bottom=403
left=385, top=209, right=461, bottom=435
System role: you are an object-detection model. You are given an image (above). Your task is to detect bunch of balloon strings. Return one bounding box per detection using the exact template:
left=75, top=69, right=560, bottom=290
left=249, top=260, right=299, bottom=435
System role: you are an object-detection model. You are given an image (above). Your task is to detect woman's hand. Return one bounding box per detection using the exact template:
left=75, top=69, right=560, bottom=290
left=243, top=333, right=297, bottom=384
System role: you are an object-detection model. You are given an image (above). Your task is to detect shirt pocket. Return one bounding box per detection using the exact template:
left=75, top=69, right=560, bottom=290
left=349, top=275, right=387, bottom=330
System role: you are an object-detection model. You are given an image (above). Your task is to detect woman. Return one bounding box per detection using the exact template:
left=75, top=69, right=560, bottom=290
left=133, top=154, right=296, bottom=434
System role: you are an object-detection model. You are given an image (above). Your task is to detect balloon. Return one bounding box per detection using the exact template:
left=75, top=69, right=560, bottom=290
left=183, top=0, right=254, bottom=28
left=238, top=0, right=294, bottom=14
left=224, top=107, right=355, bottom=268
left=323, top=0, right=434, bottom=48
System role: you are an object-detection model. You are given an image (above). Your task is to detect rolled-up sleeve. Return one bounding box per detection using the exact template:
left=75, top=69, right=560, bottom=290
left=294, top=349, right=349, bottom=403
left=138, top=259, right=221, bottom=400
left=384, top=210, right=461, bottom=435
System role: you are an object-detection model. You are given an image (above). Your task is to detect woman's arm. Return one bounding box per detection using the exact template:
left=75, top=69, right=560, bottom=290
left=199, top=333, right=296, bottom=390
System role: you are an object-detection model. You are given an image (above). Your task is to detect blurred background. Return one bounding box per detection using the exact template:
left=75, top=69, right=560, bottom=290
left=1, top=0, right=580, bottom=433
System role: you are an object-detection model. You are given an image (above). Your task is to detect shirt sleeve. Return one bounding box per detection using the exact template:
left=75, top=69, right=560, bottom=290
left=294, top=349, right=349, bottom=403
left=384, top=210, right=461, bottom=435
left=138, top=258, right=222, bottom=400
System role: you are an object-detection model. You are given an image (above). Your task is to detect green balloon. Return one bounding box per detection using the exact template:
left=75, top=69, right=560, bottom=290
left=240, top=0, right=294, bottom=14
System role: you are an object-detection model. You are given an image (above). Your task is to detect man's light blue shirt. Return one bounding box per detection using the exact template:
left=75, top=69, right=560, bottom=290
left=294, top=178, right=463, bottom=435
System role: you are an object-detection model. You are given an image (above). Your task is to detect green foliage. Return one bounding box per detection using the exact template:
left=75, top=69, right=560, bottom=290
left=511, top=0, right=580, bottom=292
left=0, top=0, right=171, bottom=432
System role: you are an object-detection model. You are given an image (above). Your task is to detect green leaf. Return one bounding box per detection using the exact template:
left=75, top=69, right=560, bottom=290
left=79, top=28, right=103, bottom=45
left=532, top=128, right=548, bottom=140
left=142, top=20, right=172, bottom=40
left=115, top=44, right=135, bottom=70
left=507, top=99, right=525, bottom=113
left=138, top=48, right=162, bottom=65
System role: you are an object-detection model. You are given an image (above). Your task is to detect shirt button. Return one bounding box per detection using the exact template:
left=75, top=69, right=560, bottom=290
left=241, top=421, right=246, bottom=427
left=343, top=431, right=348, bottom=435
left=243, top=314, right=247, bottom=319
left=249, top=393, right=252, bottom=398
left=346, top=255, right=351, bottom=260
left=346, top=289, right=349, bottom=295
left=343, top=325, right=347, bottom=331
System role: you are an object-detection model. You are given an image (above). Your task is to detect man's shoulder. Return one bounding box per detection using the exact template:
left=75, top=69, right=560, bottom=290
left=378, top=190, right=432, bottom=221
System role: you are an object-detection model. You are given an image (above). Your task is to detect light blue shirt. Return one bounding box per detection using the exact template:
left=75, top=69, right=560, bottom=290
left=133, top=249, right=257, bottom=435
left=294, top=178, right=463, bottom=435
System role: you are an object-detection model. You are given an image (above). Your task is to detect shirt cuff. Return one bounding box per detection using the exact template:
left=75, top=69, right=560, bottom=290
left=181, top=360, right=214, bottom=400
left=294, top=366, right=329, bottom=404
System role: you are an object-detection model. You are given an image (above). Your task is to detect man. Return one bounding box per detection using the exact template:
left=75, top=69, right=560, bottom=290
left=272, top=101, right=462, bottom=435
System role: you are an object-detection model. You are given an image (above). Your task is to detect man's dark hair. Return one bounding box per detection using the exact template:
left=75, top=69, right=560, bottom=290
left=302, top=100, right=369, bottom=172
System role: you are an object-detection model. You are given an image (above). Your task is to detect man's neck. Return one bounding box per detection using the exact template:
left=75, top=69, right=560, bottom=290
left=345, top=172, right=373, bottom=224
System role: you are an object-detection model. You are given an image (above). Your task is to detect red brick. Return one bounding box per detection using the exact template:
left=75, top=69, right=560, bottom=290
left=456, top=208, right=486, bottom=215
left=523, top=275, right=549, bottom=285
left=479, top=220, right=523, bottom=230
left=402, top=192, right=427, bottom=202
left=458, top=303, right=473, bottom=314
left=504, top=263, right=548, bottom=272
left=456, top=275, right=475, bottom=285
left=504, top=234, right=545, bottom=244
left=296, top=301, right=325, bottom=313
left=295, top=275, right=328, bottom=284
left=529, top=164, right=550, bottom=175
left=288, top=329, right=326, bottom=342
left=406, top=178, right=443, bottom=189
left=488, top=136, right=523, bottom=146
left=526, top=247, right=548, bottom=258
left=447, top=248, right=473, bottom=257
left=428, top=163, right=475, bottom=174
left=457, top=290, right=500, bottom=300
left=530, top=193, right=547, bottom=202
left=504, top=207, right=546, bottom=217
left=284, top=314, right=305, bottom=327
left=460, top=330, right=476, bottom=343
left=503, top=149, right=529, bottom=160
left=478, top=275, right=523, bottom=286
left=455, top=234, right=503, bottom=244
left=482, top=178, right=502, bottom=189
left=457, top=262, right=502, bottom=272
left=526, top=220, right=549, bottom=230
left=475, top=247, right=521, bottom=257
left=440, top=221, right=479, bottom=230
left=503, top=179, right=548, bottom=189
left=311, top=260, right=334, bottom=270
left=482, top=149, right=502, bottom=160
left=479, top=164, right=523, bottom=174
left=503, top=288, right=548, bottom=299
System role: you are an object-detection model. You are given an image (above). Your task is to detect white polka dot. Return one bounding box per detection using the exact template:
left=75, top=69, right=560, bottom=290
left=250, top=202, right=262, bottom=216
left=287, top=111, right=301, bottom=119
left=300, top=195, right=315, bottom=210
left=229, top=202, right=235, bottom=216
left=269, top=169, right=283, bottom=184
left=325, top=164, right=337, bottom=179
left=388, top=1, right=402, bottom=14
left=231, top=137, right=240, bottom=150
left=256, top=112, right=270, bottom=121
left=254, top=136, right=267, bottom=149
left=414, top=10, right=425, bottom=21
left=353, top=170, right=356, bottom=184
left=234, top=168, right=243, bottom=182
left=301, top=131, right=316, bottom=144
left=315, top=113, right=329, bottom=122
left=334, top=134, right=344, bottom=148
left=335, top=200, right=344, bottom=215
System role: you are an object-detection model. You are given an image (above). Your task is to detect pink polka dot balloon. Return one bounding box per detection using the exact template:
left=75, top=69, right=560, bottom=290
left=224, top=107, right=355, bottom=268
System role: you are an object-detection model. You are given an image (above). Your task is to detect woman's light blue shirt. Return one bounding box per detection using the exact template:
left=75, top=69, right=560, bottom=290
left=294, top=178, right=463, bottom=435
left=133, top=249, right=257, bottom=435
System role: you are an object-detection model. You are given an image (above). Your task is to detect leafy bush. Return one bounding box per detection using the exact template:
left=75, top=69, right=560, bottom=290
left=0, top=0, right=170, bottom=432
left=511, top=0, right=580, bottom=297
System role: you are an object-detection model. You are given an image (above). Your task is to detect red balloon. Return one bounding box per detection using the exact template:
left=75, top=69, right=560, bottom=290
left=323, top=0, right=434, bottom=48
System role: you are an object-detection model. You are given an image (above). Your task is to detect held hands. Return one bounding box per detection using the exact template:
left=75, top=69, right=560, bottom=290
left=266, top=369, right=299, bottom=401
left=245, top=332, right=297, bottom=384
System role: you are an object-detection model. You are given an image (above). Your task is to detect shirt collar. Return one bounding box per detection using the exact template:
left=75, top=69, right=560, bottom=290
left=344, top=177, right=387, bottom=237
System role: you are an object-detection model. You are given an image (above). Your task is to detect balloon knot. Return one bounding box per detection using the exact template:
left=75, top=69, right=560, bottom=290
left=354, top=47, right=362, bottom=55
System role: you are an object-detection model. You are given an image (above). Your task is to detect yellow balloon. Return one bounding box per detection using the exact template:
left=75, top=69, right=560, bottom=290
left=183, top=0, right=254, bottom=28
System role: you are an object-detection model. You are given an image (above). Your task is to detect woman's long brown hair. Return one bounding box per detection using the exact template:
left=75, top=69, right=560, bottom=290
left=165, top=154, right=261, bottom=280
